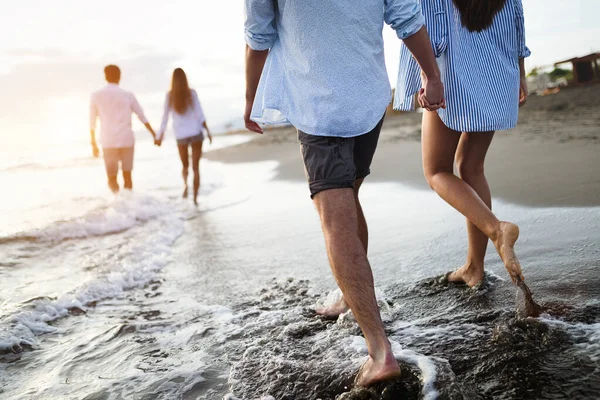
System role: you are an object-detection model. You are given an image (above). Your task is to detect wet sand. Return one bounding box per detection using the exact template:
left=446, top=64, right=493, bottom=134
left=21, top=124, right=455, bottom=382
left=207, top=85, right=600, bottom=207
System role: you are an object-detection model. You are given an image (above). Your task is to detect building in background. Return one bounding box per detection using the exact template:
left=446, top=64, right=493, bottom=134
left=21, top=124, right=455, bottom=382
left=555, top=53, right=600, bottom=85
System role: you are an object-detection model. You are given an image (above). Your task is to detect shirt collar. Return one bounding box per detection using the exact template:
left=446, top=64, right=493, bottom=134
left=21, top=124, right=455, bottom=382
left=107, top=83, right=119, bottom=88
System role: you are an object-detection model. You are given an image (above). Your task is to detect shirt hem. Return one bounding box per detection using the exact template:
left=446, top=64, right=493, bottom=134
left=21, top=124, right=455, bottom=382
left=252, top=103, right=389, bottom=138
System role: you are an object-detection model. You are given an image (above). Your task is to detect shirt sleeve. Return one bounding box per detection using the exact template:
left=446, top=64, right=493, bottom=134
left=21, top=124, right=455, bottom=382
left=158, top=93, right=171, bottom=140
left=89, top=94, right=98, bottom=131
left=384, top=0, right=425, bottom=40
left=515, top=0, right=531, bottom=58
left=244, top=0, right=278, bottom=50
left=131, top=94, right=149, bottom=125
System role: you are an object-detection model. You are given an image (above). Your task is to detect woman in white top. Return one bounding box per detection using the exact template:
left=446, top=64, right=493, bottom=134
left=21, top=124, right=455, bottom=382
left=157, top=68, right=213, bottom=205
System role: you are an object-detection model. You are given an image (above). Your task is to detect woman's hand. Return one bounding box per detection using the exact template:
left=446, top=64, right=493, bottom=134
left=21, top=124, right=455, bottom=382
left=418, top=73, right=446, bottom=111
left=519, top=77, right=528, bottom=107
left=207, top=130, right=213, bottom=145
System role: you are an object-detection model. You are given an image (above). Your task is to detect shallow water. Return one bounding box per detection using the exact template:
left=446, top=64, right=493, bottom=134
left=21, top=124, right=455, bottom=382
left=0, top=142, right=599, bottom=399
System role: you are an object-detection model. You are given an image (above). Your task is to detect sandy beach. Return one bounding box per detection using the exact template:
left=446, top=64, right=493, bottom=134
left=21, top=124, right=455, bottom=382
left=207, top=84, right=600, bottom=207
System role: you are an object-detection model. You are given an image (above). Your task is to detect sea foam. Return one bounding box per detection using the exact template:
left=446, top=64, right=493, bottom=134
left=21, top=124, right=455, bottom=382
left=0, top=195, right=183, bottom=354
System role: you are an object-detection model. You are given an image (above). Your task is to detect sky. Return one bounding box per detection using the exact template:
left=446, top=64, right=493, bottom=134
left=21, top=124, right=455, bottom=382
left=0, top=0, right=598, bottom=148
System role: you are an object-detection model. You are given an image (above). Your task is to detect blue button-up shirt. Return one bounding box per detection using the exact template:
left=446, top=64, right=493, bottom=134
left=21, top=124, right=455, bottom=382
left=245, top=0, right=425, bottom=137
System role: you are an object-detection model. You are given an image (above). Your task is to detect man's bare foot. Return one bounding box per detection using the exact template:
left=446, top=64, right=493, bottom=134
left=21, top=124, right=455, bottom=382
left=354, top=354, right=401, bottom=387
left=183, top=186, right=188, bottom=199
left=493, top=222, right=525, bottom=284
left=447, top=264, right=485, bottom=287
left=315, top=297, right=349, bottom=318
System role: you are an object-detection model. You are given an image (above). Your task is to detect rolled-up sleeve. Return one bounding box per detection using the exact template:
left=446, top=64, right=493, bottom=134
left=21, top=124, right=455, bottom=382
left=384, top=0, right=425, bottom=40
left=515, top=0, right=531, bottom=58
left=244, top=0, right=278, bottom=51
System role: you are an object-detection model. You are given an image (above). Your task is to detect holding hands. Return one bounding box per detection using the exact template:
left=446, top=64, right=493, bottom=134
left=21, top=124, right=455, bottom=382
left=419, top=73, right=446, bottom=112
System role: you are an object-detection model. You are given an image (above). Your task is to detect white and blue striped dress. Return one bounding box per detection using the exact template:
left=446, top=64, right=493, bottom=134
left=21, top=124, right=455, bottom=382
left=394, top=0, right=531, bottom=132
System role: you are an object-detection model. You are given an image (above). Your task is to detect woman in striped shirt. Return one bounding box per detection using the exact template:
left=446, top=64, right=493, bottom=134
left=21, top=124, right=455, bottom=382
left=395, top=0, right=530, bottom=287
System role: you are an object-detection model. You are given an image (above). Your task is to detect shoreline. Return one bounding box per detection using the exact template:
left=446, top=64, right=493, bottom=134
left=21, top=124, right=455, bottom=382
left=208, top=85, right=600, bottom=208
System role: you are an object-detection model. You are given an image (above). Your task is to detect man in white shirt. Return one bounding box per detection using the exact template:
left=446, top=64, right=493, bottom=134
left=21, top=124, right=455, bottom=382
left=89, top=65, right=157, bottom=192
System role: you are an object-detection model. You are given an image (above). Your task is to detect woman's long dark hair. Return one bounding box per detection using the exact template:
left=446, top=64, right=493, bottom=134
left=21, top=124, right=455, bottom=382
left=452, top=0, right=508, bottom=32
left=170, top=68, right=193, bottom=115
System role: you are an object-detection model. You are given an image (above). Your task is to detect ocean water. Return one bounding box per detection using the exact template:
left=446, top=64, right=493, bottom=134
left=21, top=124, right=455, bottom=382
left=0, top=137, right=599, bottom=399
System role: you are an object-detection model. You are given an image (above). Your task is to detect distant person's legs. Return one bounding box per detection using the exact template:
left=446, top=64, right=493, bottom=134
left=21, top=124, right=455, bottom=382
left=177, top=141, right=190, bottom=198
left=121, top=147, right=135, bottom=190
left=421, top=111, right=525, bottom=284
left=448, top=132, right=495, bottom=286
left=191, top=139, right=204, bottom=205
left=103, top=148, right=120, bottom=193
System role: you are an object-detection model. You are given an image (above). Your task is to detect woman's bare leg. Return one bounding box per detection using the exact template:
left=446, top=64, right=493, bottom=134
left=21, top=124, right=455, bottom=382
left=177, top=144, right=190, bottom=198
left=422, top=111, right=524, bottom=284
left=191, top=140, right=204, bottom=205
left=447, top=132, right=495, bottom=286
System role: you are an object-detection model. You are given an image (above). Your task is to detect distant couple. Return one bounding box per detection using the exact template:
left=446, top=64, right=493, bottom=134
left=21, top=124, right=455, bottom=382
left=244, top=0, right=529, bottom=387
left=89, top=66, right=212, bottom=204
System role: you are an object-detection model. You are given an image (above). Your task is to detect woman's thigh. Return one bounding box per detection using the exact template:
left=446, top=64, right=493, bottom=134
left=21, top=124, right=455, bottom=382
left=421, top=111, right=462, bottom=177
left=177, top=144, right=190, bottom=168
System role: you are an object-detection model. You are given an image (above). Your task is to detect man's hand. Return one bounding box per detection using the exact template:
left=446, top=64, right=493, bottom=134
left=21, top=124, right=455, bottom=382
left=91, top=142, right=100, bottom=158
left=245, top=46, right=269, bottom=134
left=154, top=138, right=162, bottom=147
left=207, top=130, right=213, bottom=144
left=519, top=77, right=528, bottom=107
left=244, top=100, right=263, bottom=134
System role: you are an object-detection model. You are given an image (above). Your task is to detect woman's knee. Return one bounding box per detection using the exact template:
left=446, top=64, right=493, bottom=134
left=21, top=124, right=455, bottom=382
left=457, top=157, right=485, bottom=181
left=423, top=166, right=452, bottom=190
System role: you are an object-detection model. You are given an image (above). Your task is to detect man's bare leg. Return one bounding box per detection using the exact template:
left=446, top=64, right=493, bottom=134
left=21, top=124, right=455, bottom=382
left=107, top=175, right=119, bottom=193
left=314, top=188, right=399, bottom=386
left=316, top=178, right=366, bottom=317
left=447, top=132, right=495, bottom=287
left=123, top=171, right=133, bottom=190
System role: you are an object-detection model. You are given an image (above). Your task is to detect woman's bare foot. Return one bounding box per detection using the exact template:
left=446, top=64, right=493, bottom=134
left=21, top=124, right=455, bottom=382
left=447, top=264, right=485, bottom=287
left=355, top=353, right=401, bottom=387
left=182, top=185, right=188, bottom=199
left=493, top=222, right=525, bottom=284
left=315, top=297, right=349, bottom=318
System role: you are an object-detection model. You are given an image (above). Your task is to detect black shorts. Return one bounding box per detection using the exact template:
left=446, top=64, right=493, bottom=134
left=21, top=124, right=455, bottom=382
left=298, top=116, right=384, bottom=198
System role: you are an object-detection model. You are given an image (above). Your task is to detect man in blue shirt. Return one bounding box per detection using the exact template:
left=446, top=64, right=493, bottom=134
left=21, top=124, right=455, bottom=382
left=244, top=0, right=445, bottom=387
